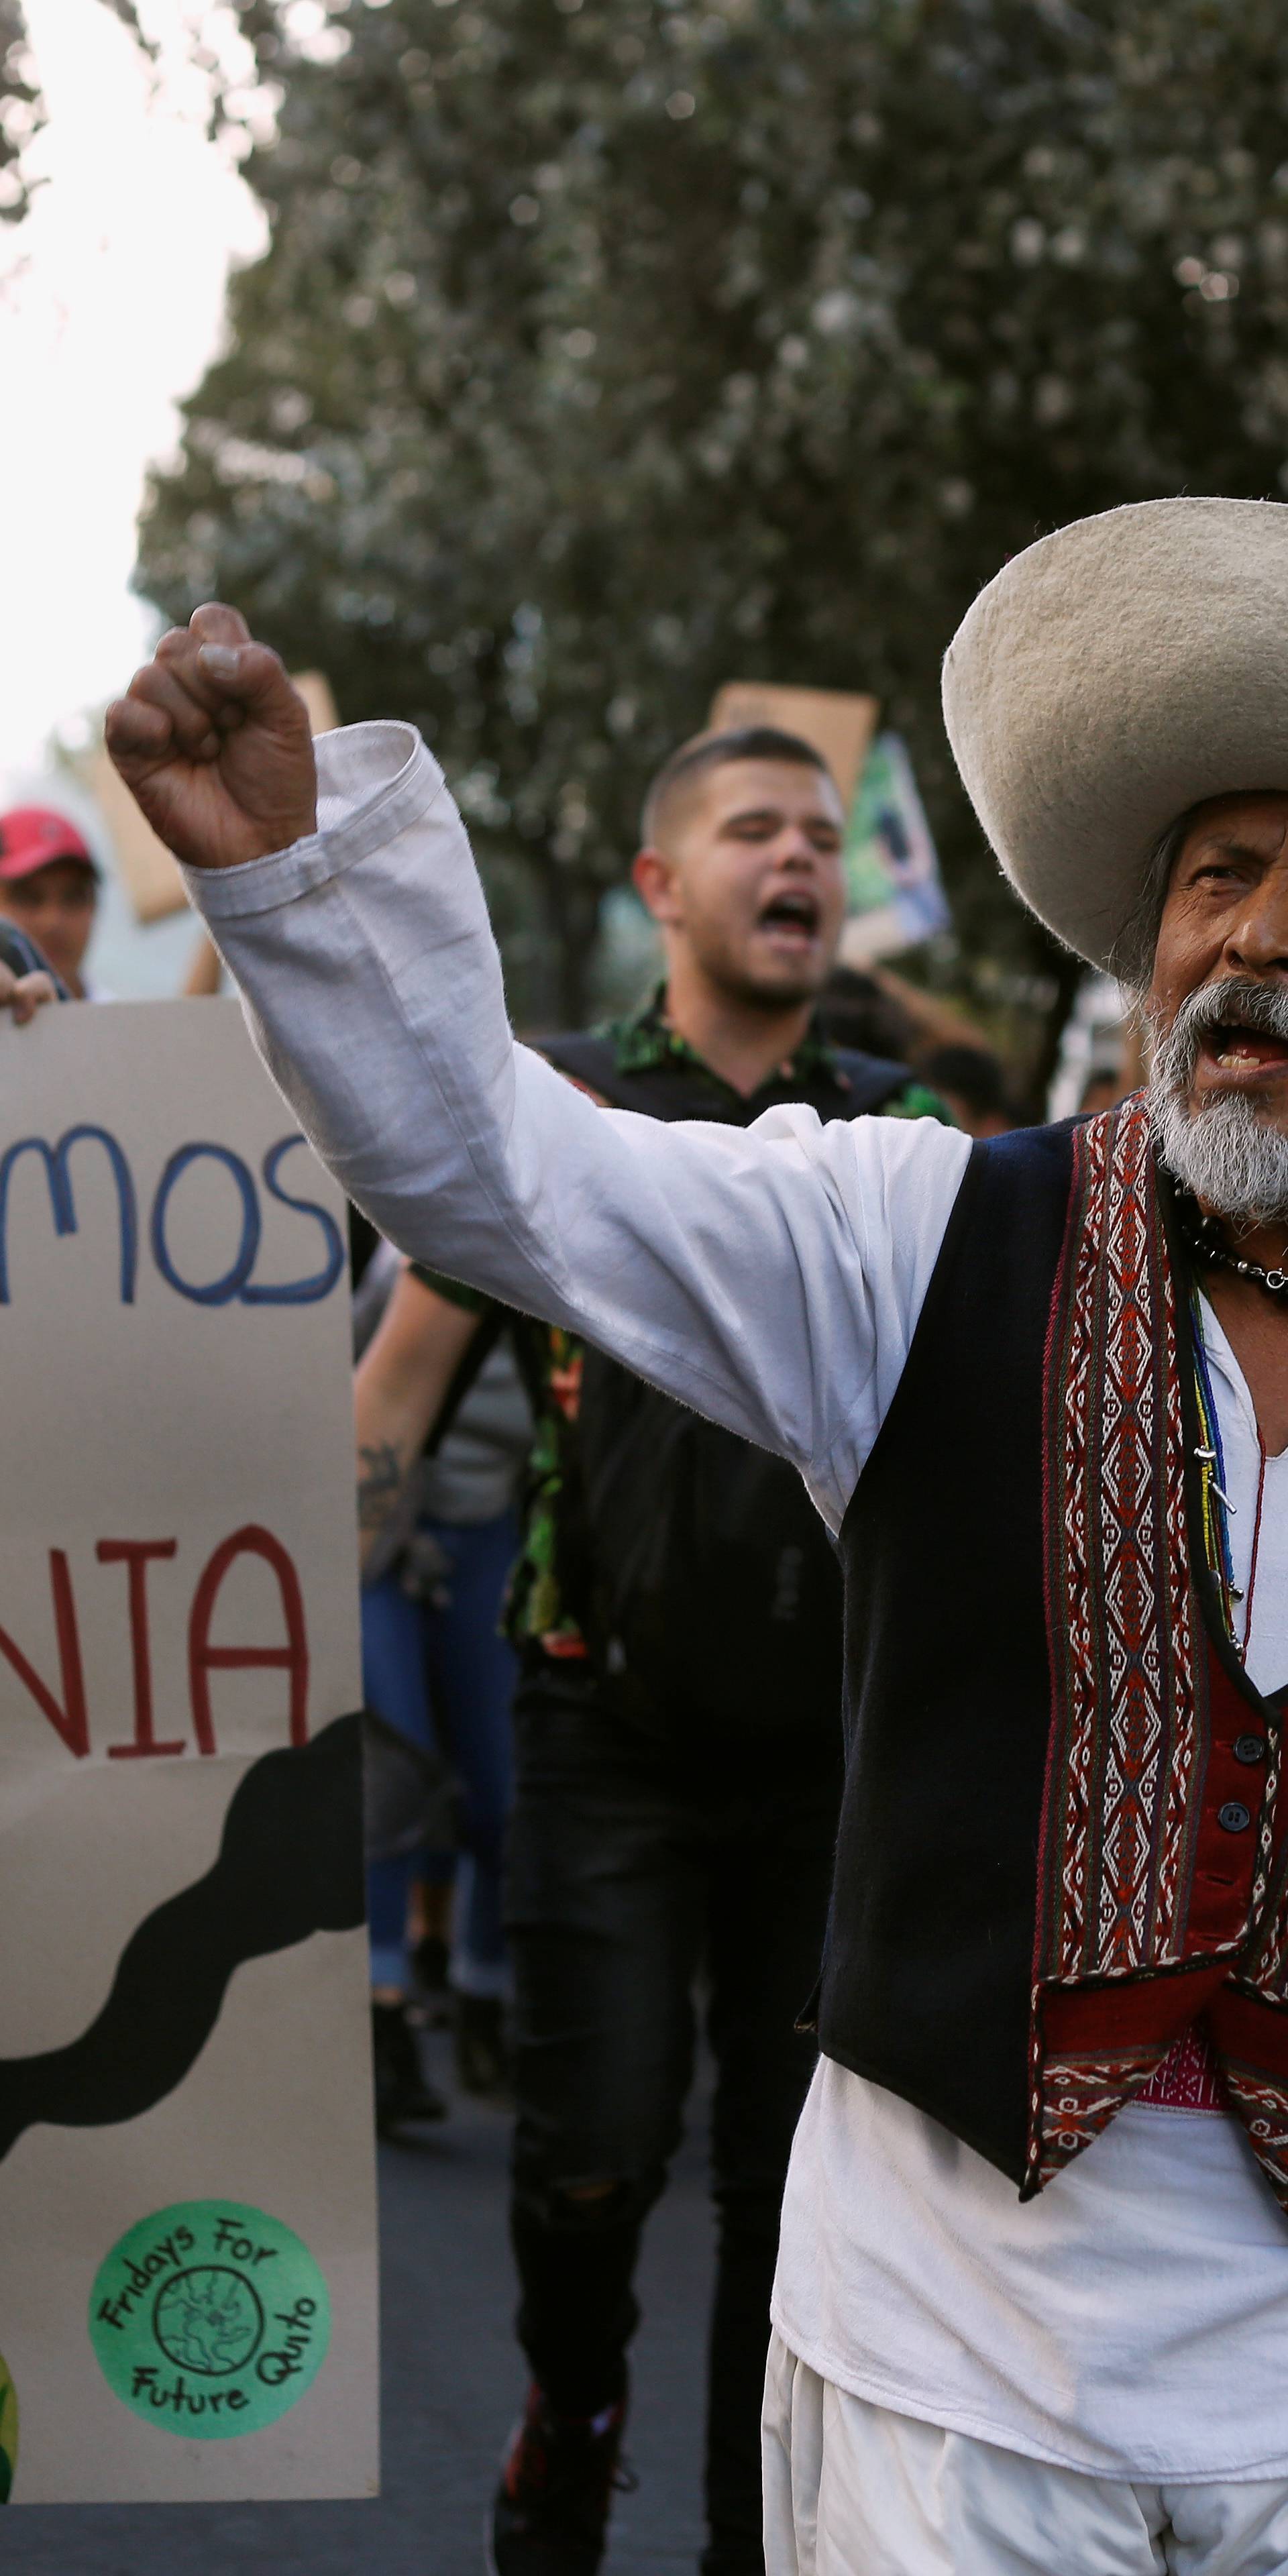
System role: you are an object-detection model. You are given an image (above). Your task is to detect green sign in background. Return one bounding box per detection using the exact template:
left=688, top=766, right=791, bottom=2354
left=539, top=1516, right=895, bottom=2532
left=89, top=2199, right=329, bottom=2439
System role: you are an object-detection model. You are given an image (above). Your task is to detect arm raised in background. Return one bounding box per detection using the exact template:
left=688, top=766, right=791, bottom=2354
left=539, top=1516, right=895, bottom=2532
left=106, top=608, right=971, bottom=1534
left=355, top=1267, right=484, bottom=1576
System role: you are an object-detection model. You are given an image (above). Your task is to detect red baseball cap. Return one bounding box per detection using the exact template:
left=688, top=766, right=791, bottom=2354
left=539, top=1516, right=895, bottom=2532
left=0, top=806, right=100, bottom=884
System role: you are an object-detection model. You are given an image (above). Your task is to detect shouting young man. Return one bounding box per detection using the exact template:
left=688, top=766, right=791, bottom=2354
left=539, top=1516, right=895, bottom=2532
left=352, top=722, right=945, bottom=2575
left=109, top=496, right=1288, bottom=2574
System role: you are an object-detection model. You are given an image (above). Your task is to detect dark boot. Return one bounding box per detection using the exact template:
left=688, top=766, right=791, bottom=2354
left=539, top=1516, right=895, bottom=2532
left=372, top=1999, right=447, bottom=2135
left=486, top=2381, right=630, bottom=2575
left=413, top=1931, right=453, bottom=2029
left=453, top=1991, right=513, bottom=2102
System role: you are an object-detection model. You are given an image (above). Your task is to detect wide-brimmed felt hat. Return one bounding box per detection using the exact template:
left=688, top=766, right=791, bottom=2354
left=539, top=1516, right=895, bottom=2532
left=941, top=496, right=1288, bottom=973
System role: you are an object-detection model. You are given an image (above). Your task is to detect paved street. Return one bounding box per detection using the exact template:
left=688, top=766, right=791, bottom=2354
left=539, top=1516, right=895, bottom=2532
left=1, top=2023, right=714, bottom=2575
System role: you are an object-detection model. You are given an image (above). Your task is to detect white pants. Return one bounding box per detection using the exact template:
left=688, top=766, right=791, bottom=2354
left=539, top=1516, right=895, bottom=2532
left=762, top=2333, right=1288, bottom=2575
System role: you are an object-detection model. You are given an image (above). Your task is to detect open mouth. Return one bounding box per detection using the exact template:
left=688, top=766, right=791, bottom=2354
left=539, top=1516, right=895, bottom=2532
left=1197, top=1018, right=1288, bottom=1075
left=757, top=890, right=820, bottom=942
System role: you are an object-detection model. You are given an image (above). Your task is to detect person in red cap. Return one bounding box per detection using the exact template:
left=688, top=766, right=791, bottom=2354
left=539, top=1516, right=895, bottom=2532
left=0, top=806, right=102, bottom=999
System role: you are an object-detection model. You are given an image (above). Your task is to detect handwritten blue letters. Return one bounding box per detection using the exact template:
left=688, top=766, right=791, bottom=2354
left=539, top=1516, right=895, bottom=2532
left=0, top=1130, right=343, bottom=1307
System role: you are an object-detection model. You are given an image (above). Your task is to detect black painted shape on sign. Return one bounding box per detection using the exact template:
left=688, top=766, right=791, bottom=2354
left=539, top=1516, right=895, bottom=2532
left=0, top=1711, right=364, bottom=2162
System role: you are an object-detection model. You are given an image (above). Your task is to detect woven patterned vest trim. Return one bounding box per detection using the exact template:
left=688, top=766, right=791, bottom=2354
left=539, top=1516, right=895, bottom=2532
left=1029, top=1095, right=1288, bottom=2203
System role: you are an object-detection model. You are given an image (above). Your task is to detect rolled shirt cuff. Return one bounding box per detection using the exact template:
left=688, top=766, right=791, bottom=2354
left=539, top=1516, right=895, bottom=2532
left=179, top=720, right=441, bottom=920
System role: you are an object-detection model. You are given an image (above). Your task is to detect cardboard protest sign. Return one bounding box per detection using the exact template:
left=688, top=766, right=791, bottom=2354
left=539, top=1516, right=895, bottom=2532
left=0, top=998, right=376, bottom=2503
left=707, top=682, right=878, bottom=805
left=838, top=732, right=951, bottom=963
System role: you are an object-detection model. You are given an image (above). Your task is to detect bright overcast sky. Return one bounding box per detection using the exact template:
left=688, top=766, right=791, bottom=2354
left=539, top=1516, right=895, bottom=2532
left=0, top=0, right=266, bottom=780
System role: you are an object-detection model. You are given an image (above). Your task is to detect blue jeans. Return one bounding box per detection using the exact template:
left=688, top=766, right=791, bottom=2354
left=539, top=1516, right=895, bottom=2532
left=362, top=1508, right=519, bottom=1996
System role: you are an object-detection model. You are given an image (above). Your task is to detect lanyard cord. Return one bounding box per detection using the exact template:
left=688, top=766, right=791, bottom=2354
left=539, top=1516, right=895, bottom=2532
left=1192, top=1293, right=1274, bottom=1662
left=1242, top=1435, right=1269, bottom=1657
left=1191, top=1296, right=1240, bottom=1645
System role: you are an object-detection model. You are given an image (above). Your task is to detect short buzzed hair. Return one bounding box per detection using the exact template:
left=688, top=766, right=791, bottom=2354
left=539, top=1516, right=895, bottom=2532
left=640, top=725, right=835, bottom=848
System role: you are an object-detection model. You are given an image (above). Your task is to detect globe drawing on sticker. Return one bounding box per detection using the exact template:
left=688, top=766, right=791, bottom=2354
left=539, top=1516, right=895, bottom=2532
left=153, top=2267, right=264, bottom=2377
left=89, top=2200, right=329, bottom=2438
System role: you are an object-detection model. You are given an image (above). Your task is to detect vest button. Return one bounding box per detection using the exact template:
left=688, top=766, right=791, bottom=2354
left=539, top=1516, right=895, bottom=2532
left=1218, top=1801, right=1252, bottom=1833
left=1234, top=1733, right=1267, bottom=1766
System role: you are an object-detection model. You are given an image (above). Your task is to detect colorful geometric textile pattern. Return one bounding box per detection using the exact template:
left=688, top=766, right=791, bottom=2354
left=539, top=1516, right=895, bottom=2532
left=1136, top=2023, right=1224, bottom=2112
left=1037, top=2046, right=1163, bottom=2176
left=1221, top=2059, right=1288, bottom=2198
left=1239, top=1684, right=1288, bottom=2012
left=1189, top=1326, right=1288, bottom=2009
left=1029, top=1095, right=1288, bottom=2200
left=1038, top=1096, right=1206, bottom=1989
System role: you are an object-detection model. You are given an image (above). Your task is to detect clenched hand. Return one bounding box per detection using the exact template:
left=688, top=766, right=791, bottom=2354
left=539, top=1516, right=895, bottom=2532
left=105, top=603, right=318, bottom=871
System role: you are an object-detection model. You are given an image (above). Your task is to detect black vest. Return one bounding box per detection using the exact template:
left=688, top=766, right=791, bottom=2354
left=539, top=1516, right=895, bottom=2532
left=824, top=1115, right=1288, bottom=2190
left=824, top=1122, right=1082, bottom=2180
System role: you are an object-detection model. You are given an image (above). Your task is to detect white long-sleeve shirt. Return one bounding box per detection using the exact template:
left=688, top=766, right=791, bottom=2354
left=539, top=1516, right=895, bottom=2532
left=183, top=722, right=971, bottom=1527
left=184, top=722, right=1288, bottom=2481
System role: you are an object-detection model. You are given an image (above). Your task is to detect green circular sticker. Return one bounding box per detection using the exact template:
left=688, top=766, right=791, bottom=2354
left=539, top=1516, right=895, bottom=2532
left=89, top=2201, right=329, bottom=2438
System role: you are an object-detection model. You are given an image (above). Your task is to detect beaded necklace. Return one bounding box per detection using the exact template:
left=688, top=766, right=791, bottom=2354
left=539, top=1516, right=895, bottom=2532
left=1176, top=1186, right=1288, bottom=1302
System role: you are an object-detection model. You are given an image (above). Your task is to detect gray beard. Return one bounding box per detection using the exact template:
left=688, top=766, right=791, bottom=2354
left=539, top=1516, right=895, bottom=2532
left=1148, top=977, right=1288, bottom=1226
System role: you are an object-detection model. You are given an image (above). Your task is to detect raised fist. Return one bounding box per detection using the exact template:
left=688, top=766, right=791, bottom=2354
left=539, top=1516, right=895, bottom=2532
left=105, top=604, right=318, bottom=871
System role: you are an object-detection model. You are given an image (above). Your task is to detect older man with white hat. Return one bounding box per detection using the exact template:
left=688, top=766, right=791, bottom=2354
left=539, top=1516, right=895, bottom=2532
left=106, top=498, right=1288, bottom=2575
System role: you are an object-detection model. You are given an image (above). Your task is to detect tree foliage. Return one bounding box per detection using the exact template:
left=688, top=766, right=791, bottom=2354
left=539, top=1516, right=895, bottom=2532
left=2, top=1, right=148, bottom=225
left=1, top=0, right=44, bottom=220
left=137, top=0, right=1288, bottom=1030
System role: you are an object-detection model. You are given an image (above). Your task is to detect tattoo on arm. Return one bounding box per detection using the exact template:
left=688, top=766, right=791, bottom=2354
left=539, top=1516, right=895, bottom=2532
left=358, top=1440, right=410, bottom=1533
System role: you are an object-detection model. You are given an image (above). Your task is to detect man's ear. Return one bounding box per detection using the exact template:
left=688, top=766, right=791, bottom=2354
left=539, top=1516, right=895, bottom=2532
left=632, top=845, right=683, bottom=927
